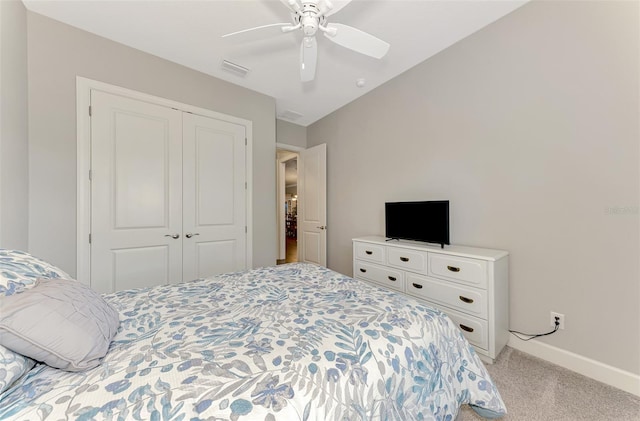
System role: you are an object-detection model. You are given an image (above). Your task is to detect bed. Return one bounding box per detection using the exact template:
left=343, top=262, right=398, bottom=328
left=0, top=250, right=506, bottom=420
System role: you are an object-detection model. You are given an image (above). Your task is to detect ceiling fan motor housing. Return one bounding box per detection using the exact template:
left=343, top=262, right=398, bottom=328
left=300, top=2, right=321, bottom=36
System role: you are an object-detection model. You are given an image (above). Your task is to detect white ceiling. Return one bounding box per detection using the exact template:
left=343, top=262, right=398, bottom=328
left=23, top=0, right=528, bottom=126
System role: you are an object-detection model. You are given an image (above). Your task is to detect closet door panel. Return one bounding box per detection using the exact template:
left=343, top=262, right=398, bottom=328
left=195, top=131, right=235, bottom=226
left=90, top=90, right=183, bottom=293
left=182, top=113, right=247, bottom=282
left=194, top=240, right=237, bottom=278
left=112, top=246, right=170, bottom=291
left=112, top=112, right=168, bottom=228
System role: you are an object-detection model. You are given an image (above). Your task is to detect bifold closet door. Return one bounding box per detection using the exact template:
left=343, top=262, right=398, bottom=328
left=181, top=113, right=247, bottom=282
left=90, top=91, right=183, bottom=293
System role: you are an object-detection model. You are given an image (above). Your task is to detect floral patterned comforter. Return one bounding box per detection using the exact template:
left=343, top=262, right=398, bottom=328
left=0, top=263, right=506, bottom=420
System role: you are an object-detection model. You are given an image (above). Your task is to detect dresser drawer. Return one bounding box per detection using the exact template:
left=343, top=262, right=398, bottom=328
left=354, top=242, right=385, bottom=263
left=429, top=254, right=487, bottom=288
left=353, top=236, right=508, bottom=363
left=443, top=307, right=489, bottom=351
left=406, top=274, right=487, bottom=319
left=354, top=260, right=404, bottom=292
left=387, top=247, right=427, bottom=273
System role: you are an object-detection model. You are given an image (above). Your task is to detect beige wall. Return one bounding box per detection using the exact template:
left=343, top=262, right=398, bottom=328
left=0, top=0, right=29, bottom=250
left=277, top=119, right=307, bottom=149
left=27, top=12, right=277, bottom=274
left=308, top=1, right=639, bottom=374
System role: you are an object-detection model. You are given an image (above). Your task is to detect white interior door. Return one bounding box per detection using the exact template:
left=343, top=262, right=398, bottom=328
left=182, top=113, right=247, bottom=281
left=90, top=90, right=183, bottom=293
left=298, top=144, right=327, bottom=266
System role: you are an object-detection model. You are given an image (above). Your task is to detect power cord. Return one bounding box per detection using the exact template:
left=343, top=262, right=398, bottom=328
left=509, top=316, right=560, bottom=341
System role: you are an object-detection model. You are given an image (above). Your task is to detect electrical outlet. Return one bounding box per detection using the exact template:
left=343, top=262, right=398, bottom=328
left=550, top=312, right=565, bottom=330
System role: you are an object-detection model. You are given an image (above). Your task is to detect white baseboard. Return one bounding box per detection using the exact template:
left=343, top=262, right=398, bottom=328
left=507, top=338, right=640, bottom=397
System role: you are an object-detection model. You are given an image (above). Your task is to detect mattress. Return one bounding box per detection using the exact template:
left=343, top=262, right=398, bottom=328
left=0, top=263, right=506, bottom=420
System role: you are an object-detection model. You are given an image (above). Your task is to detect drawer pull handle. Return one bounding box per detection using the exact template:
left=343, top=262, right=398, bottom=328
left=459, top=324, right=474, bottom=333
left=359, top=268, right=367, bottom=273
left=459, top=296, right=474, bottom=304
left=447, top=265, right=461, bottom=272
left=365, top=250, right=373, bottom=255
left=388, top=276, right=397, bottom=282
left=400, top=257, right=410, bottom=262
left=412, top=283, right=423, bottom=289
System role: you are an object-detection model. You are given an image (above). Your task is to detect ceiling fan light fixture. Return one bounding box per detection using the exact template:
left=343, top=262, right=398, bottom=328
left=302, top=15, right=319, bottom=36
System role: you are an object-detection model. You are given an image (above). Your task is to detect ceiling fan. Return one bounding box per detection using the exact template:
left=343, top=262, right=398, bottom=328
left=222, top=0, right=390, bottom=82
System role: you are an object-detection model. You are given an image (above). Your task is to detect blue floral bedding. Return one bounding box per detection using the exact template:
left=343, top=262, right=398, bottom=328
left=0, top=263, right=506, bottom=420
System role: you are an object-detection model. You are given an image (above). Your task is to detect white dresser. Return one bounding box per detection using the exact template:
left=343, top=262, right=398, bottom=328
left=352, top=236, right=509, bottom=363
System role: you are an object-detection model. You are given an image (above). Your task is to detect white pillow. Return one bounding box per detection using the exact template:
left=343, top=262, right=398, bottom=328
left=0, top=250, right=71, bottom=389
left=0, top=278, right=119, bottom=372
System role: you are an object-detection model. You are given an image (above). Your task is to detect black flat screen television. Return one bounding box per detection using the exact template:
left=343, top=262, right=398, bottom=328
left=385, top=201, right=450, bottom=248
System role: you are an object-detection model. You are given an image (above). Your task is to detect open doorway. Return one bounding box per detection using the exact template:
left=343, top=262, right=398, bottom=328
left=277, top=149, right=299, bottom=264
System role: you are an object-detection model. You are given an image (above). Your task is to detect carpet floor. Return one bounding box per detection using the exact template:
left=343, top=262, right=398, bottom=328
left=457, top=346, right=640, bottom=420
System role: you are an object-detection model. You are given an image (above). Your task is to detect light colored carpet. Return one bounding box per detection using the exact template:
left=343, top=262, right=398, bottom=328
left=457, top=346, right=640, bottom=421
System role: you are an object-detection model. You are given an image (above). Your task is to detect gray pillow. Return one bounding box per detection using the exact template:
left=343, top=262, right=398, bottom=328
left=0, top=278, right=119, bottom=371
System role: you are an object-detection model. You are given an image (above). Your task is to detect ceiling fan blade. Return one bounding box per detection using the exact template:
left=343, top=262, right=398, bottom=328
left=300, top=37, right=318, bottom=82
left=322, top=0, right=352, bottom=17
left=222, top=23, right=291, bottom=38
left=324, top=23, right=390, bottom=59
left=280, top=0, right=300, bottom=13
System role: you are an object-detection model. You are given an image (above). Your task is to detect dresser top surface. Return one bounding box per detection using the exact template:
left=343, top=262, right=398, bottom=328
left=353, top=236, right=508, bottom=261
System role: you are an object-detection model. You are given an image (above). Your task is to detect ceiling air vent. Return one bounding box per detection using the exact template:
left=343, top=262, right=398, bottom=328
left=221, top=60, right=250, bottom=77
left=278, top=109, right=303, bottom=122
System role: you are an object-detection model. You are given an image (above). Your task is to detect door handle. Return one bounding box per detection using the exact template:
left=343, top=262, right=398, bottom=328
left=316, top=226, right=327, bottom=230
left=164, top=234, right=180, bottom=239
left=185, top=233, right=200, bottom=239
